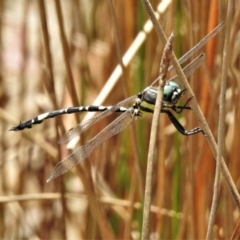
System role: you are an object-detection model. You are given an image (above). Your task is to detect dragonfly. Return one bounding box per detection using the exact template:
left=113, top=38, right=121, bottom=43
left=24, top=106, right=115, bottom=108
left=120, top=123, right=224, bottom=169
left=10, top=23, right=224, bottom=182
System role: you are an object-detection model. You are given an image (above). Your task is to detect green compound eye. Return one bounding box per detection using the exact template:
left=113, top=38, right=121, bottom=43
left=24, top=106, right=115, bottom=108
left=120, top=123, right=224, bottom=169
left=166, top=81, right=179, bottom=89
left=163, top=81, right=181, bottom=103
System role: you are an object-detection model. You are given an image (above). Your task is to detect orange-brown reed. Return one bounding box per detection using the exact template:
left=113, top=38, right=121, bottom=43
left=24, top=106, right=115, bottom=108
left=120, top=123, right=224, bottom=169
left=0, top=0, right=240, bottom=239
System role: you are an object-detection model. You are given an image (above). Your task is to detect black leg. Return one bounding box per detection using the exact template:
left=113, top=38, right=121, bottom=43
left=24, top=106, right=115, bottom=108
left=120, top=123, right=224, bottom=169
left=161, top=109, right=205, bottom=136
left=170, top=97, right=194, bottom=114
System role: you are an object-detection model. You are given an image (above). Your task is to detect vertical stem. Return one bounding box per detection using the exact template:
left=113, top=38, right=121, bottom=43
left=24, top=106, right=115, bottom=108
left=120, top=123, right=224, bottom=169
left=141, top=34, right=173, bottom=240
left=53, top=0, right=79, bottom=110
left=206, top=0, right=233, bottom=239
left=37, top=1, right=66, bottom=238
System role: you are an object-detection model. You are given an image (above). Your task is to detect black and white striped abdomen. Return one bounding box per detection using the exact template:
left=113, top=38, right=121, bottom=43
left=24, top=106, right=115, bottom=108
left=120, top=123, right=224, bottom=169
left=10, top=105, right=129, bottom=131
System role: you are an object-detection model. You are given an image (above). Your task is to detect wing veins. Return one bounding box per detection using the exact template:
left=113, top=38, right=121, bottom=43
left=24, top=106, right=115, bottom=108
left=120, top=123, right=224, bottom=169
left=47, top=109, right=134, bottom=181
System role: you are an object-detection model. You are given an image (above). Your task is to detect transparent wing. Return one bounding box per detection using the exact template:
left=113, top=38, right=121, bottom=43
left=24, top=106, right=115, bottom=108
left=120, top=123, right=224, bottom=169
left=47, top=109, right=134, bottom=182
left=59, top=95, right=137, bottom=144
left=150, top=53, right=205, bottom=87
left=150, top=22, right=224, bottom=86
left=168, top=22, right=224, bottom=72
left=168, top=53, right=205, bottom=83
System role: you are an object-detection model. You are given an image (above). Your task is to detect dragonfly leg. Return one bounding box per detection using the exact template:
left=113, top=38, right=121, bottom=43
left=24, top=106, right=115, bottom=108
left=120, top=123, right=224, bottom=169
left=170, top=96, right=194, bottom=114
left=161, top=109, right=205, bottom=136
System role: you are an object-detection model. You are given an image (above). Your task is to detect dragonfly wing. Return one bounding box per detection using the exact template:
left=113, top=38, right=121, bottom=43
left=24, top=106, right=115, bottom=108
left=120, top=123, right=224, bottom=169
left=150, top=22, right=224, bottom=87
left=47, top=109, right=134, bottom=181
left=150, top=54, right=205, bottom=87
left=59, top=95, right=137, bottom=144
left=169, top=22, right=224, bottom=71
left=168, top=53, right=205, bottom=83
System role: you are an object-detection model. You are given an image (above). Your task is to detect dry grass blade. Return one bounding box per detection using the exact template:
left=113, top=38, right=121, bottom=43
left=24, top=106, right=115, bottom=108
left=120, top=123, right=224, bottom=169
left=0, top=192, right=186, bottom=226
left=230, top=218, right=240, bottom=240
left=206, top=0, right=234, bottom=239
left=141, top=34, right=173, bottom=240
left=53, top=0, right=79, bottom=109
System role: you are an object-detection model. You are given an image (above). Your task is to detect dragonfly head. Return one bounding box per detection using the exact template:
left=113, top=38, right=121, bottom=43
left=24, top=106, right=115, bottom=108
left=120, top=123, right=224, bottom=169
left=163, top=81, right=186, bottom=105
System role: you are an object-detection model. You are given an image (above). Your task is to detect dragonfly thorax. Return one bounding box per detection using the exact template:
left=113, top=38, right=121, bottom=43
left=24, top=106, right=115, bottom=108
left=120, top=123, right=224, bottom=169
left=140, top=81, right=185, bottom=108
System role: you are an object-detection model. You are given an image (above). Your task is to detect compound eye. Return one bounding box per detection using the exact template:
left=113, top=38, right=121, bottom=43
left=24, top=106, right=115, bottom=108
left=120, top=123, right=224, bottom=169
left=163, top=81, right=182, bottom=104
left=163, top=85, right=173, bottom=101
left=166, top=81, right=180, bottom=89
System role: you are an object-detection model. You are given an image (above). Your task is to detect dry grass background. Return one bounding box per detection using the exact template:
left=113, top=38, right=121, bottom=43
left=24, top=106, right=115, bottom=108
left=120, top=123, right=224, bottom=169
left=0, top=0, right=240, bottom=239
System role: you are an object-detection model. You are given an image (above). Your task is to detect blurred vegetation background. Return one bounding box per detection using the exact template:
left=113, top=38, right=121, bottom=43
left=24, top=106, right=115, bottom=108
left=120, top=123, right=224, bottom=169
left=0, top=0, right=240, bottom=239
